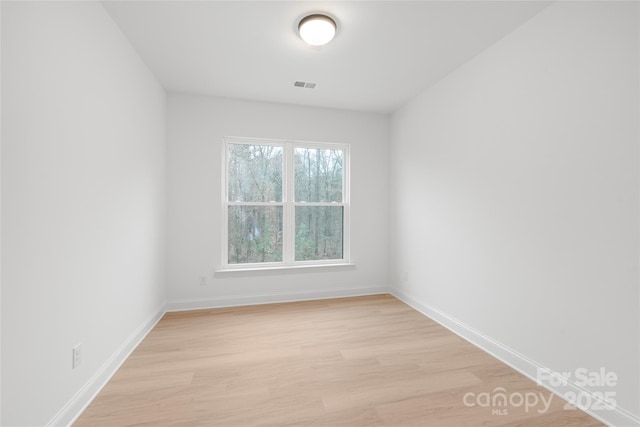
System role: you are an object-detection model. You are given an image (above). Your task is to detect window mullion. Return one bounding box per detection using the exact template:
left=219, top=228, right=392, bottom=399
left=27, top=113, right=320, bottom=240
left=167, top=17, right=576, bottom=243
left=284, top=144, right=295, bottom=264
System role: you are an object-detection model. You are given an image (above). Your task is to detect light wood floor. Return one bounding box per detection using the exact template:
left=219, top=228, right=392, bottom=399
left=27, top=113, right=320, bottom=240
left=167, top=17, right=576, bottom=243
left=75, top=295, right=601, bottom=426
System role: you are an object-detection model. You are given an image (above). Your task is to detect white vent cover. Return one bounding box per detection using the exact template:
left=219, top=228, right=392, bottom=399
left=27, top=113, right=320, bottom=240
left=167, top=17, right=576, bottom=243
left=294, top=81, right=316, bottom=89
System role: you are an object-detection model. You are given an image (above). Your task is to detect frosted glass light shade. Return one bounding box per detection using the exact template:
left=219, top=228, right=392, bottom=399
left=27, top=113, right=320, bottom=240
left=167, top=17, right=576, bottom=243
left=298, top=14, right=336, bottom=46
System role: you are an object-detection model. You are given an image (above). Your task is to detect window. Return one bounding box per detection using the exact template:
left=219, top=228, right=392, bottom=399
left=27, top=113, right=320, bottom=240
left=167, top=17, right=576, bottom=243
left=222, top=137, right=350, bottom=270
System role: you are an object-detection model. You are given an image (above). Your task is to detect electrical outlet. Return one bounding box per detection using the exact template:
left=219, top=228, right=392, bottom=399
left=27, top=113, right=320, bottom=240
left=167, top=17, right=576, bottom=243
left=72, top=343, right=82, bottom=369
left=199, top=276, right=207, bottom=286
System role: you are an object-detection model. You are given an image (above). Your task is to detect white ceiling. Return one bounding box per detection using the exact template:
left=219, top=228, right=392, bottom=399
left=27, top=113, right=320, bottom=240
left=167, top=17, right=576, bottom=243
left=103, top=1, right=550, bottom=114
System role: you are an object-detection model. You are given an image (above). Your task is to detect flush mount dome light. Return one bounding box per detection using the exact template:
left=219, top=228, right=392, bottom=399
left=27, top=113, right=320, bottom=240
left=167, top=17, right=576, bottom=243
left=298, top=14, right=337, bottom=46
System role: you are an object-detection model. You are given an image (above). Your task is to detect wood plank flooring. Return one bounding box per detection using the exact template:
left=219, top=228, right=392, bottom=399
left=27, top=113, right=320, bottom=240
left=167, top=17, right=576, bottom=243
left=74, top=295, right=602, bottom=426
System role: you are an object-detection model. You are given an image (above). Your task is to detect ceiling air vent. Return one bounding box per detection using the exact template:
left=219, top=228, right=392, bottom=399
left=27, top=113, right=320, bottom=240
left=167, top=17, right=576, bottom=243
left=294, top=81, right=316, bottom=89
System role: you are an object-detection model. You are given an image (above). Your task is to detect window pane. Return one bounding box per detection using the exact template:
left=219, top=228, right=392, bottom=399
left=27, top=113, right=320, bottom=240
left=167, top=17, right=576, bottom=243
left=228, top=206, right=283, bottom=264
left=294, top=147, right=343, bottom=202
left=295, top=206, right=343, bottom=261
left=228, top=144, right=282, bottom=202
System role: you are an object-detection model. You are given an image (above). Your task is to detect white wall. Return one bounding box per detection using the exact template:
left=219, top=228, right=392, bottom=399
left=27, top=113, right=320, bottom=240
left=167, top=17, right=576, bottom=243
left=166, top=95, right=389, bottom=306
left=1, top=2, right=166, bottom=425
left=390, top=1, right=639, bottom=422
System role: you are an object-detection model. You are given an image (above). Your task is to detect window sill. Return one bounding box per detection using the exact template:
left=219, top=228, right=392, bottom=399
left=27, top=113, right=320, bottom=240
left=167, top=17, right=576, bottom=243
left=215, top=262, right=356, bottom=274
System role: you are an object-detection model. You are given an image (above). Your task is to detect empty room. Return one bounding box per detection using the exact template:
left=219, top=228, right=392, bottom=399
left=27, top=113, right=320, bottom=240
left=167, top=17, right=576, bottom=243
left=1, top=0, right=639, bottom=426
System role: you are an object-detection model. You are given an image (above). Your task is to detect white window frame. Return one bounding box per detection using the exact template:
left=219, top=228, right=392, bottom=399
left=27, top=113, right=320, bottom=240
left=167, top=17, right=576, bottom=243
left=220, top=136, right=350, bottom=271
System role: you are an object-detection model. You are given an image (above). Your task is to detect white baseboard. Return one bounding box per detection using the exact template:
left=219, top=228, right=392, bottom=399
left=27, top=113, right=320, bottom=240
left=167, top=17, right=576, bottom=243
left=390, top=289, right=640, bottom=427
left=166, top=286, right=391, bottom=312
left=46, top=303, right=166, bottom=427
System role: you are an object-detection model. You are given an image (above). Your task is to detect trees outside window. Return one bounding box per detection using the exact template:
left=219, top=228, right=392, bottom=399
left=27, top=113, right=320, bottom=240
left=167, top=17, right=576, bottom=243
left=223, top=137, right=349, bottom=269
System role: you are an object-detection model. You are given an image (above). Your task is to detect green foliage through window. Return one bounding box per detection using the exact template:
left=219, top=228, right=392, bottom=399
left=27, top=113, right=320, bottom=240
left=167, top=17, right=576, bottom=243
left=295, top=148, right=343, bottom=203
left=228, top=206, right=283, bottom=264
left=228, top=144, right=282, bottom=202
left=225, top=139, right=348, bottom=266
left=295, top=206, right=343, bottom=261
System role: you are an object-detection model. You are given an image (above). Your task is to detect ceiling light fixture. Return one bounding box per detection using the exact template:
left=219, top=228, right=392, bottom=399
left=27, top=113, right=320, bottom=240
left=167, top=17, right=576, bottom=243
left=298, top=14, right=337, bottom=46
